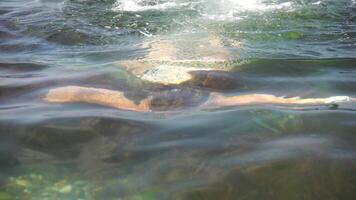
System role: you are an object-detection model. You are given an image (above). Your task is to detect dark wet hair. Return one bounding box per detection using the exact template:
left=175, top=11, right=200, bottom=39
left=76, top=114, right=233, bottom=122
left=149, top=88, right=209, bottom=111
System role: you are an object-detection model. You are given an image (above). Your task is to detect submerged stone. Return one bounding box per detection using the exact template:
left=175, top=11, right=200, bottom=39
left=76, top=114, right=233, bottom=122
left=9, top=177, right=30, bottom=188
left=55, top=185, right=72, bottom=194
left=0, top=192, right=13, bottom=200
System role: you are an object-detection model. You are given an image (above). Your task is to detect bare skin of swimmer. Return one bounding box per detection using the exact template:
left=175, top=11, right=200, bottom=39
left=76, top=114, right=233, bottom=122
left=44, top=37, right=355, bottom=112
left=44, top=86, right=354, bottom=112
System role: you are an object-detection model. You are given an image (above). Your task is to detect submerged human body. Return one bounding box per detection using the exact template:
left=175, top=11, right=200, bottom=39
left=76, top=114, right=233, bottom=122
left=45, top=85, right=354, bottom=112
left=44, top=38, right=355, bottom=112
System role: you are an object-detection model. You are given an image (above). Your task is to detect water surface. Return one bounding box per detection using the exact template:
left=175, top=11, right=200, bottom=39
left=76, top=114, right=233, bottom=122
left=0, top=0, right=356, bottom=199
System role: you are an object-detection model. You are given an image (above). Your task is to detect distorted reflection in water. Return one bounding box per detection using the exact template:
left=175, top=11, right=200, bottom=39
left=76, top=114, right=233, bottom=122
left=1, top=0, right=356, bottom=199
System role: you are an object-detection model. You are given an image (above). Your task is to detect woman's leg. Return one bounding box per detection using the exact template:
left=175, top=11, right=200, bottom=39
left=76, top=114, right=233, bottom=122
left=45, top=86, right=151, bottom=112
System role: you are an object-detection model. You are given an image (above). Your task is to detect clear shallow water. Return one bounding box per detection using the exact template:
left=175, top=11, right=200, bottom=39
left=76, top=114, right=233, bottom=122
left=0, top=0, right=356, bottom=199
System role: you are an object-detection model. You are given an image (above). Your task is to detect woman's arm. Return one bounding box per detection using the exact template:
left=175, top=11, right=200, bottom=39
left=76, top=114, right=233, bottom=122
left=44, top=86, right=151, bottom=112
left=204, top=93, right=353, bottom=107
left=45, top=86, right=354, bottom=112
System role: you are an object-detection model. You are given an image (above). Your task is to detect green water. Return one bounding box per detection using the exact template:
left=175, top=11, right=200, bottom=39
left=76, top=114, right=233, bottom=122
left=0, top=0, right=356, bottom=199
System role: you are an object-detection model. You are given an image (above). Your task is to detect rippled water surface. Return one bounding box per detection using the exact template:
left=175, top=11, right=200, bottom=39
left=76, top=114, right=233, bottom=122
left=1, top=0, right=356, bottom=199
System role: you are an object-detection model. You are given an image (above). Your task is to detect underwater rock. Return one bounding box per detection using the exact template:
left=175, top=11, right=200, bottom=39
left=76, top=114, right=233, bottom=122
left=10, top=177, right=30, bottom=188
left=53, top=184, right=72, bottom=194
left=0, top=192, right=13, bottom=200
left=16, top=119, right=100, bottom=159
left=3, top=171, right=92, bottom=200
left=179, top=158, right=356, bottom=200
left=0, top=126, right=19, bottom=166
left=25, top=124, right=96, bottom=148
left=45, top=28, right=96, bottom=46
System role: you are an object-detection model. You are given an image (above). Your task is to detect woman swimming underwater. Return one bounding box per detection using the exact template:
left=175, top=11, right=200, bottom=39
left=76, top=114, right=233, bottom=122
left=44, top=38, right=356, bottom=112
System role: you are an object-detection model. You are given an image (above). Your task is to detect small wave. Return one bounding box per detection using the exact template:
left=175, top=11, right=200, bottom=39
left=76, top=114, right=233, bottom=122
left=112, top=0, right=294, bottom=20
left=217, top=0, right=293, bottom=12
left=112, top=0, right=189, bottom=12
left=200, top=0, right=294, bottom=21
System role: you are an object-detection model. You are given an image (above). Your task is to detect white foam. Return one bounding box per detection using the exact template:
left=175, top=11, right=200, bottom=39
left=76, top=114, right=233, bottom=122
left=112, top=0, right=327, bottom=23
left=112, top=0, right=189, bottom=12
left=224, top=0, right=291, bottom=11
left=112, top=0, right=293, bottom=14
left=201, top=0, right=294, bottom=21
